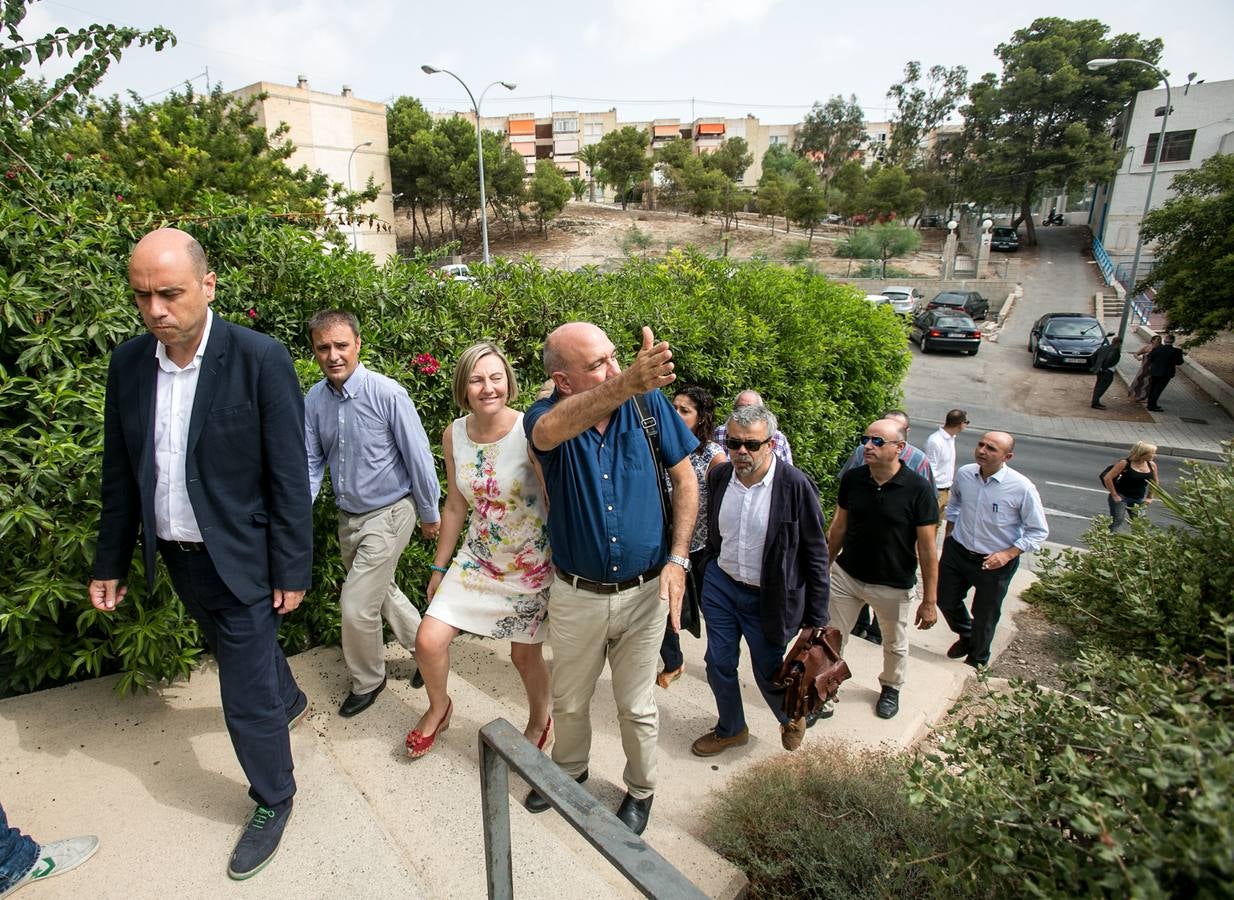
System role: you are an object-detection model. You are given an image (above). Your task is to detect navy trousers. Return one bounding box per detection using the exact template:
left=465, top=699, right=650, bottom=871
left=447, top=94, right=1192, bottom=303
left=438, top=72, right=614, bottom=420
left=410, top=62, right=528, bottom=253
left=0, top=803, right=38, bottom=893
left=701, top=562, right=789, bottom=737
left=161, top=542, right=300, bottom=807
left=935, top=536, right=1019, bottom=666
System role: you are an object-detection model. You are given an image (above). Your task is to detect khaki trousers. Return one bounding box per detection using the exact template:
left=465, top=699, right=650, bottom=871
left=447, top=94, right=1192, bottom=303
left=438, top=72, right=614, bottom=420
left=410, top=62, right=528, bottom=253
left=936, top=488, right=951, bottom=526
left=547, top=575, right=666, bottom=799
left=338, top=496, right=423, bottom=693
left=827, top=565, right=914, bottom=690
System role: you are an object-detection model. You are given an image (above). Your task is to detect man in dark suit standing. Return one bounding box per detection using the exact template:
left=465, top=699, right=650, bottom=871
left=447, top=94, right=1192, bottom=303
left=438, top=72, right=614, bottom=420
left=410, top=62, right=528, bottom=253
left=88, top=228, right=312, bottom=881
left=690, top=404, right=830, bottom=757
left=1145, top=333, right=1185, bottom=412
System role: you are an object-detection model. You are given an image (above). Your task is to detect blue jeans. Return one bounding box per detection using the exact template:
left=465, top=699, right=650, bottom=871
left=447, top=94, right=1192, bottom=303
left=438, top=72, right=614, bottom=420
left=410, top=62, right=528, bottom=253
left=1107, top=494, right=1145, bottom=531
left=701, top=562, right=789, bottom=737
left=0, top=802, right=39, bottom=893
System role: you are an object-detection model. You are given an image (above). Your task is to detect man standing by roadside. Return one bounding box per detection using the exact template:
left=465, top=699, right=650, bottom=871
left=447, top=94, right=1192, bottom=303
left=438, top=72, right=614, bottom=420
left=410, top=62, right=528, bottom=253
left=714, top=389, right=794, bottom=465
left=937, top=432, right=1048, bottom=668
left=1090, top=337, right=1122, bottom=409
left=825, top=419, right=938, bottom=719
left=305, top=310, right=441, bottom=718
left=523, top=323, right=698, bottom=835
left=924, top=409, right=968, bottom=523
left=89, top=228, right=312, bottom=880
left=690, top=404, right=830, bottom=756
left=1145, top=334, right=1185, bottom=412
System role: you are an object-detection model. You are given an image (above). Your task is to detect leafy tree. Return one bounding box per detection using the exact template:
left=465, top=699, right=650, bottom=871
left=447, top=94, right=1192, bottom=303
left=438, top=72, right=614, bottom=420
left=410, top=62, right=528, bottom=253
left=595, top=125, right=651, bottom=209
left=830, top=160, right=868, bottom=219
left=568, top=175, right=586, bottom=201
left=960, top=17, right=1162, bottom=245
left=705, top=137, right=753, bottom=232
left=576, top=142, right=604, bottom=202
left=794, top=95, right=866, bottom=184
left=760, top=142, right=799, bottom=180
left=528, top=159, right=571, bottom=235
left=863, top=166, right=926, bottom=220
left=653, top=136, right=692, bottom=214
left=619, top=224, right=654, bottom=259
left=836, top=223, right=922, bottom=278
left=885, top=61, right=968, bottom=168
left=1137, top=154, right=1234, bottom=343
left=483, top=131, right=527, bottom=238
left=757, top=170, right=788, bottom=232
left=387, top=96, right=434, bottom=240
left=682, top=154, right=727, bottom=222
left=787, top=158, right=827, bottom=244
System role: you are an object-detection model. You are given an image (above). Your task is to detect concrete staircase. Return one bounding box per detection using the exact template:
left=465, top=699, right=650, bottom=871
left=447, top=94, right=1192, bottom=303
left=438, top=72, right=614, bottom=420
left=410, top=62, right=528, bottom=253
left=0, top=570, right=1032, bottom=898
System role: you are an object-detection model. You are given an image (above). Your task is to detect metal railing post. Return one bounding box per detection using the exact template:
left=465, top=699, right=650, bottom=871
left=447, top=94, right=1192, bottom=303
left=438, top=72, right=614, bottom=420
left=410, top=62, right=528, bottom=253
left=479, top=738, right=514, bottom=899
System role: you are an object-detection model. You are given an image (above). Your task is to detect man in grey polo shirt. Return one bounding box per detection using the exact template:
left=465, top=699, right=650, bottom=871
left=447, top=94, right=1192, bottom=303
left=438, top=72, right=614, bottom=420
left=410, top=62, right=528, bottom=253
left=306, top=310, right=441, bottom=717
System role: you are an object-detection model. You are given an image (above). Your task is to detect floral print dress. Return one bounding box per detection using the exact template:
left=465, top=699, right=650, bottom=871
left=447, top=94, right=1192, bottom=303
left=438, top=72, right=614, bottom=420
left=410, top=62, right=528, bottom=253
left=426, top=413, right=552, bottom=642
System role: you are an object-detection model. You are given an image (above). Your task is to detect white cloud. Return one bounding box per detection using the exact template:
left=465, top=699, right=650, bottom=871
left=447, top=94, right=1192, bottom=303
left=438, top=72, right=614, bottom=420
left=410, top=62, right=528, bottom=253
left=610, top=0, right=783, bottom=57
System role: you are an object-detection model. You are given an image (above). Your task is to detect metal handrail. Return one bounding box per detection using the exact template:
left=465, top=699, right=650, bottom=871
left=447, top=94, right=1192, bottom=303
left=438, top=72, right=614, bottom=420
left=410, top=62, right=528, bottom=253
left=478, top=718, right=708, bottom=900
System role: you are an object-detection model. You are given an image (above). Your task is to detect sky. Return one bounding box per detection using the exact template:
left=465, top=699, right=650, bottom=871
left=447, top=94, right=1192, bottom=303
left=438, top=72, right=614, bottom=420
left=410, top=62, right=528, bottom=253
left=22, top=0, right=1234, bottom=125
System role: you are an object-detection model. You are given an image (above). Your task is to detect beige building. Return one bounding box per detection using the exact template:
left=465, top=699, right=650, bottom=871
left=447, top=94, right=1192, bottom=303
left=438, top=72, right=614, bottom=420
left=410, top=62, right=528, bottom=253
left=230, top=78, right=397, bottom=262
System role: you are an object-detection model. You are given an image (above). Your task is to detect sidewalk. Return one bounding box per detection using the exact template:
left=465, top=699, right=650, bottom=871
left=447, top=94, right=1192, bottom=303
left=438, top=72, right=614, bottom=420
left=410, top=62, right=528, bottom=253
left=0, top=571, right=1033, bottom=898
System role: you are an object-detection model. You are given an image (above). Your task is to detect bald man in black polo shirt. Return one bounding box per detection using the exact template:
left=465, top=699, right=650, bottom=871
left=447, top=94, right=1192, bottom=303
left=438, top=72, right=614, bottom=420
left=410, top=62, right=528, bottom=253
left=825, top=418, right=939, bottom=719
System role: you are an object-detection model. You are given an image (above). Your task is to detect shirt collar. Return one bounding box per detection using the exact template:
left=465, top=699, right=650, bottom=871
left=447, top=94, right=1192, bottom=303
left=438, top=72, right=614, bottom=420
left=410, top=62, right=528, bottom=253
left=154, top=308, right=213, bottom=373
left=979, top=463, right=1008, bottom=483
left=331, top=362, right=369, bottom=399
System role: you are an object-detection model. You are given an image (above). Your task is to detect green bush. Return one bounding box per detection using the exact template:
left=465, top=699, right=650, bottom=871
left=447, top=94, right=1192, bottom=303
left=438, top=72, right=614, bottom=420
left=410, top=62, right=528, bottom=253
left=1025, top=445, right=1234, bottom=665
left=909, top=647, right=1234, bottom=898
left=705, top=741, right=950, bottom=899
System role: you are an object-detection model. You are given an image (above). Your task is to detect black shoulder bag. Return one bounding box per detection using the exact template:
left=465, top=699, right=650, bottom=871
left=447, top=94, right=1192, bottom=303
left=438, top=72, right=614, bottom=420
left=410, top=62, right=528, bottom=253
left=631, top=392, right=702, bottom=638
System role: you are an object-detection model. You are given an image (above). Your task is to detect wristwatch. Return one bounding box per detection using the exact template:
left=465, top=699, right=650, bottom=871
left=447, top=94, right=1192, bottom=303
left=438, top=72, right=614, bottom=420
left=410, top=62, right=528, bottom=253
left=667, top=554, right=691, bottom=571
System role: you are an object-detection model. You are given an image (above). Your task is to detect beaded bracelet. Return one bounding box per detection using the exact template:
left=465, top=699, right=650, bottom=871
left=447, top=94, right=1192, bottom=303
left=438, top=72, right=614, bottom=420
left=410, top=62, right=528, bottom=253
left=429, top=564, right=450, bottom=574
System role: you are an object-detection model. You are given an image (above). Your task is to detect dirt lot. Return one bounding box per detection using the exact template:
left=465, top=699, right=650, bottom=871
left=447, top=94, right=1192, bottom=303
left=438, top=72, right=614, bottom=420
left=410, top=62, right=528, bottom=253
left=1183, top=331, right=1234, bottom=390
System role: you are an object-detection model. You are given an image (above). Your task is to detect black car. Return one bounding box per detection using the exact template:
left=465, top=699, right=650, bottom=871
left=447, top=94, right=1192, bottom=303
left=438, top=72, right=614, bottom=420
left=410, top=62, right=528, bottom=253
left=910, top=310, right=981, bottom=355
left=1028, top=313, right=1110, bottom=369
left=990, top=226, right=1019, bottom=251
left=924, top=290, right=990, bottom=320
left=918, top=214, right=943, bottom=228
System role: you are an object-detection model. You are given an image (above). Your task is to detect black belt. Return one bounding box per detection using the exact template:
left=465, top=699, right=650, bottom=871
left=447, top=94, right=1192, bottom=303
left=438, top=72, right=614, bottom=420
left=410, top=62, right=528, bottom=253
left=157, top=538, right=206, bottom=553
left=947, top=536, right=987, bottom=563
left=555, top=563, right=664, bottom=595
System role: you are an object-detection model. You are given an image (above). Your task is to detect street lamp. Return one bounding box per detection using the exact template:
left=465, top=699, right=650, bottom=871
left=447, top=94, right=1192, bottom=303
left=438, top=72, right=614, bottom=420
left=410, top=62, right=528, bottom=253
left=347, top=140, right=373, bottom=251
left=1087, top=57, right=1171, bottom=344
left=421, top=65, right=516, bottom=265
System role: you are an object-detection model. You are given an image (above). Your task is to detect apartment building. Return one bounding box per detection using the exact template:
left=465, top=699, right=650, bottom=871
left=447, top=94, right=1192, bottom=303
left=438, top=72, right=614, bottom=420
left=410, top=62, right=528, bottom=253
left=230, top=78, right=397, bottom=262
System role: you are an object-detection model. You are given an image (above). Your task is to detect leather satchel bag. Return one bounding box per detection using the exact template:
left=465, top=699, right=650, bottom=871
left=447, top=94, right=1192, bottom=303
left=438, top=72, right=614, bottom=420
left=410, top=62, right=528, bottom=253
left=773, top=626, right=852, bottom=721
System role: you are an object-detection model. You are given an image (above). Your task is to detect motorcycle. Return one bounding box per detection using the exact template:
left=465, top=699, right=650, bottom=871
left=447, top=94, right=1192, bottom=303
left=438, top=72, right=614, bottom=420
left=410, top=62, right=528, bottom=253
left=1041, top=209, right=1065, bottom=226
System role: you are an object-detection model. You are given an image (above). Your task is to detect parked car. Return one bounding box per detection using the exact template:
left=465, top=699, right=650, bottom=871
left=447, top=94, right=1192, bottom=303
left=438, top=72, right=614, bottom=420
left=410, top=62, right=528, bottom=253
left=918, top=214, right=943, bottom=228
left=990, top=226, right=1019, bottom=251
left=924, top=290, right=990, bottom=320
left=1027, top=313, right=1110, bottom=369
left=910, top=310, right=982, bottom=355
left=438, top=263, right=475, bottom=282
left=880, top=285, right=922, bottom=315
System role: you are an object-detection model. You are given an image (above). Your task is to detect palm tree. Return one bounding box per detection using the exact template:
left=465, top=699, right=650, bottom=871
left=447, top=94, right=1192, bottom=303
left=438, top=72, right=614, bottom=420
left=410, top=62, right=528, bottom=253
left=577, top=144, right=604, bottom=203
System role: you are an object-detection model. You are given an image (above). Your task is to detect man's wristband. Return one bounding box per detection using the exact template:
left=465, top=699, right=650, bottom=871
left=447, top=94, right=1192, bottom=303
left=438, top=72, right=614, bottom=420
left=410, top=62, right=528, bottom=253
left=666, top=554, right=690, bottom=571
left=429, top=564, right=449, bottom=574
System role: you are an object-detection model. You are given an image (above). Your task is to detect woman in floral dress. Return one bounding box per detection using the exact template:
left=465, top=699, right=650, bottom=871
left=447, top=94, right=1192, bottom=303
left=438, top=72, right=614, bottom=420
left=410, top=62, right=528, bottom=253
left=406, top=343, right=553, bottom=758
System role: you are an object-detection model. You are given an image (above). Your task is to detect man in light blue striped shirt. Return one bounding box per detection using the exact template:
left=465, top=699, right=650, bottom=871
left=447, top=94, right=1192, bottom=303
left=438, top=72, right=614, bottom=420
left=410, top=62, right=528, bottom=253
left=938, top=430, right=1048, bottom=667
left=305, top=310, right=441, bottom=718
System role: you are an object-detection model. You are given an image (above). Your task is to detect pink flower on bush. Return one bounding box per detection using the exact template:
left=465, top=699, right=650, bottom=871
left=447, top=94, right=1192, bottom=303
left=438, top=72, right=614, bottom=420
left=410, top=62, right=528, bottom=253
left=4, top=170, right=17, bottom=180
left=246, top=308, right=258, bottom=319
left=415, top=352, right=440, bottom=375
left=115, top=194, right=123, bottom=202
left=64, top=153, right=73, bottom=161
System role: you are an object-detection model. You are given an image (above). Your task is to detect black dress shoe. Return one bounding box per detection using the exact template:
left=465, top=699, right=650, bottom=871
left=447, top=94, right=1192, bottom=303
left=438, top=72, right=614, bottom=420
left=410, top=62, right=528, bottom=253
left=524, top=769, right=588, bottom=813
left=228, top=797, right=292, bottom=880
left=946, top=637, right=971, bottom=660
left=338, top=676, right=386, bottom=718
left=616, top=793, right=653, bottom=835
left=1091, top=402, right=1107, bottom=409
left=876, top=686, right=900, bottom=719
left=410, top=668, right=425, bottom=690
left=1147, top=406, right=1164, bottom=412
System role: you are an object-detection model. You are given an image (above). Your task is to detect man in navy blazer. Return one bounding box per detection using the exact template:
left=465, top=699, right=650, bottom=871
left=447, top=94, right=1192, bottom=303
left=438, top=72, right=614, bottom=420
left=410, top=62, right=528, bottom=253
left=88, top=228, right=312, bottom=881
left=690, top=403, right=830, bottom=757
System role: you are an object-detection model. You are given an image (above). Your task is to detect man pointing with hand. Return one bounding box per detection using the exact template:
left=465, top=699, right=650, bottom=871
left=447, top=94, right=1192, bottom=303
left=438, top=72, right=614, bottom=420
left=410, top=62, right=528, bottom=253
left=521, top=323, right=698, bottom=835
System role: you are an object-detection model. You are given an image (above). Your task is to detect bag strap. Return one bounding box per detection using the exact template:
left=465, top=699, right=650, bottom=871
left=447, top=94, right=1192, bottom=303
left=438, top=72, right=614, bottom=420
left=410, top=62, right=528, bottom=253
left=631, top=392, right=672, bottom=534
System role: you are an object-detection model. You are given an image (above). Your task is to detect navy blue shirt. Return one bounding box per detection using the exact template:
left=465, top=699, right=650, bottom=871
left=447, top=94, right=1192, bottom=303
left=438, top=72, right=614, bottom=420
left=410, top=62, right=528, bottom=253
left=525, top=389, right=698, bottom=582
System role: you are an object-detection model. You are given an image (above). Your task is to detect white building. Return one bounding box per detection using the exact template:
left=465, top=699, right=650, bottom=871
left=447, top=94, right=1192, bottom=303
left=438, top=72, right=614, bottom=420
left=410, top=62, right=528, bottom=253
left=1090, top=78, right=1234, bottom=271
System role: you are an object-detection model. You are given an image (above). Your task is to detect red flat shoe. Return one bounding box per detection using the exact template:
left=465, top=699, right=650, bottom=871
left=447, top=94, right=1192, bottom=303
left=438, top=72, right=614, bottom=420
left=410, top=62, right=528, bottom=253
left=535, top=716, right=554, bottom=751
left=406, top=700, right=452, bottom=759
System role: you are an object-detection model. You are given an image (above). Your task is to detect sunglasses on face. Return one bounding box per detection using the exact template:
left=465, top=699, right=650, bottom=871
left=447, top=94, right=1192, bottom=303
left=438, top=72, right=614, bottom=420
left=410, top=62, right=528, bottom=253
left=725, top=437, right=771, bottom=452
left=859, top=435, right=901, bottom=448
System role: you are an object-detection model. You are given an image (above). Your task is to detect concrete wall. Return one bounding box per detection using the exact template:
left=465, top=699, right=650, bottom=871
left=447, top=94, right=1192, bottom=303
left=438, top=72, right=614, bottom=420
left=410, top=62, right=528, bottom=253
left=231, top=80, right=397, bottom=262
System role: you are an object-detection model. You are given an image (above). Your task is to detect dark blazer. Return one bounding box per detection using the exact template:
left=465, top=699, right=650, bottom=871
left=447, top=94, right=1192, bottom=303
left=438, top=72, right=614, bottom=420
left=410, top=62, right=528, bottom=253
left=93, top=316, right=312, bottom=604
left=1147, top=344, right=1184, bottom=378
left=704, top=460, right=830, bottom=645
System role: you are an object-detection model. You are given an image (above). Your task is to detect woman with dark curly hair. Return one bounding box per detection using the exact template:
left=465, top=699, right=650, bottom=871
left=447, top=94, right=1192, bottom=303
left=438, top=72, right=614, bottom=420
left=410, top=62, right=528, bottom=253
left=657, top=385, right=726, bottom=688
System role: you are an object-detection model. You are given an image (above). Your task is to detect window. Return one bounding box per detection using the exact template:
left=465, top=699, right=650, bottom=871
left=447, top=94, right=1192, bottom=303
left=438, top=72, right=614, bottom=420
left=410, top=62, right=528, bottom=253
left=584, top=121, right=604, bottom=137
left=768, top=134, right=787, bottom=145
left=1144, top=129, right=1196, bottom=163
left=554, top=117, right=579, bottom=134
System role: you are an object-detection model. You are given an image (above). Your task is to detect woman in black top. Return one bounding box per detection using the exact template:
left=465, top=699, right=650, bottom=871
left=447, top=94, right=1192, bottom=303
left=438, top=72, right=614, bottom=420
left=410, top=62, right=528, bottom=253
left=1102, top=441, right=1158, bottom=530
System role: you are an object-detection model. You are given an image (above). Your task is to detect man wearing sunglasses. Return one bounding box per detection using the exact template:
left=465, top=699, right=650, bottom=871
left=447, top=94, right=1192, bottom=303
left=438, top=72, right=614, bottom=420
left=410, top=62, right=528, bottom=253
left=825, top=419, right=939, bottom=720
left=690, top=404, right=830, bottom=757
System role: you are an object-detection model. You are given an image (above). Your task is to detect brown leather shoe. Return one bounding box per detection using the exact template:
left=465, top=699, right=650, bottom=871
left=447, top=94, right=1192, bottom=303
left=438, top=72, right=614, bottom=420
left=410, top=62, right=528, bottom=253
left=691, top=727, right=750, bottom=757
left=656, top=664, right=685, bottom=689
left=780, top=717, right=806, bottom=751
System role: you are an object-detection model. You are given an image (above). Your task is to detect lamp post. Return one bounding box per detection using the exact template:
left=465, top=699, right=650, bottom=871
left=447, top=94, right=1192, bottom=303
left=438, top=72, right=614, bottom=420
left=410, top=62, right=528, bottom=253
left=347, top=140, right=373, bottom=251
left=421, top=65, right=516, bottom=265
left=1087, top=57, right=1171, bottom=344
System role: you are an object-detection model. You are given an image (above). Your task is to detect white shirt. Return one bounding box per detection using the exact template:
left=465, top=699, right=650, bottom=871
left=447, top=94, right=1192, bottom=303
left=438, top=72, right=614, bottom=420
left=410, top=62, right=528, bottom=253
left=717, top=456, right=777, bottom=586
left=153, top=310, right=214, bottom=541
left=925, top=427, right=957, bottom=490
left=946, top=462, right=1049, bottom=555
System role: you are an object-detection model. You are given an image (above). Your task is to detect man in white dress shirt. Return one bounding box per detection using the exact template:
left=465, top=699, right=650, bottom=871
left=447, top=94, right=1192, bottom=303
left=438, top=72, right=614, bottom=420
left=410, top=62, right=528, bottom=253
left=924, top=408, right=969, bottom=525
left=937, top=431, right=1048, bottom=667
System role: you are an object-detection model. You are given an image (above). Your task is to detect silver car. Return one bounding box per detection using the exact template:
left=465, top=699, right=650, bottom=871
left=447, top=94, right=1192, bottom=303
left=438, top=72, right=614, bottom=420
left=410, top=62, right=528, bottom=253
left=880, top=286, right=922, bottom=316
